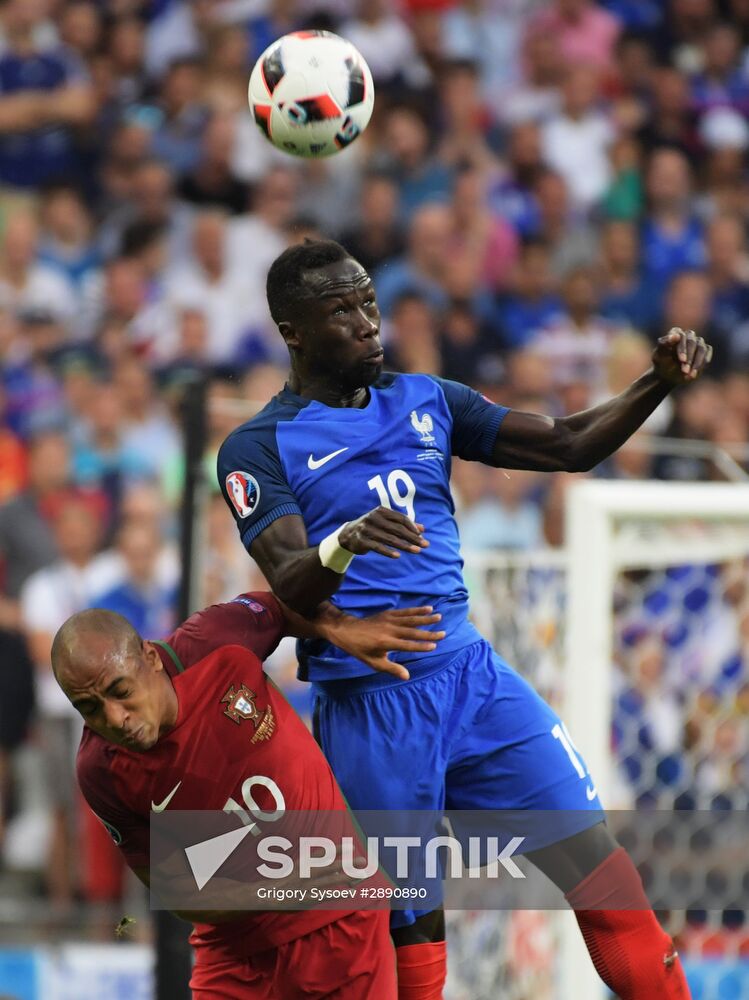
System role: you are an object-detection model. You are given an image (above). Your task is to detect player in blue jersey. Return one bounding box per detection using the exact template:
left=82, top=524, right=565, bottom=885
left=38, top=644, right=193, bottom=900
left=218, top=240, right=710, bottom=1000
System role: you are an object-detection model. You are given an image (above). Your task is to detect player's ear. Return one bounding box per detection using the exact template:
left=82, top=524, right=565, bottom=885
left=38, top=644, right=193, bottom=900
left=143, top=642, right=162, bottom=671
left=279, top=320, right=302, bottom=350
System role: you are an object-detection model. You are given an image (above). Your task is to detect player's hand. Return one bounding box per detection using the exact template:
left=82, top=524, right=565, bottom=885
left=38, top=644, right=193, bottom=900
left=652, top=328, right=713, bottom=385
left=339, top=507, right=428, bottom=559
left=325, top=606, right=446, bottom=680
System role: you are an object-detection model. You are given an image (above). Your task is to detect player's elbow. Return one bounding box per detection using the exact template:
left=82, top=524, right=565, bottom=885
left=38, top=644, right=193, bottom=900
left=554, top=424, right=599, bottom=473
left=565, top=449, right=598, bottom=473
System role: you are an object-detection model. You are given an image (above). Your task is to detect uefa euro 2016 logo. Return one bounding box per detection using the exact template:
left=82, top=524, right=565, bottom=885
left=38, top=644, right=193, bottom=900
left=226, top=471, right=261, bottom=519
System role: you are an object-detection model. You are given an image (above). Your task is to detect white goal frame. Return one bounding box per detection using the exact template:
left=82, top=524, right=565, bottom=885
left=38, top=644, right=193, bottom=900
left=560, top=480, right=749, bottom=999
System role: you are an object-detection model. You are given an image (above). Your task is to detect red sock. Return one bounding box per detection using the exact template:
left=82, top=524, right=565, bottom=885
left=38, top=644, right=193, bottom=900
left=396, top=941, right=447, bottom=1000
left=566, top=847, right=691, bottom=999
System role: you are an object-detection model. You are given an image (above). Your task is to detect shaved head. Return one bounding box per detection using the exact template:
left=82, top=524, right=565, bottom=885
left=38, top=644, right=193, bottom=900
left=52, top=608, right=143, bottom=682
left=52, top=609, right=177, bottom=751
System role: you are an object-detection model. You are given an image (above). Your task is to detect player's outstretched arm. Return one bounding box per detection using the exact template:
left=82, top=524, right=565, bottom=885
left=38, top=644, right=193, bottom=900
left=491, top=329, right=713, bottom=473
left=280, top=601, right=446, bottom=680
left=251, top=507, right=428, bottom=616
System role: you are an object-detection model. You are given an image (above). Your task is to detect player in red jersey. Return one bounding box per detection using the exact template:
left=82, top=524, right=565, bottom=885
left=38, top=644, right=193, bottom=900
left=51, top=592, right=445, bottom=999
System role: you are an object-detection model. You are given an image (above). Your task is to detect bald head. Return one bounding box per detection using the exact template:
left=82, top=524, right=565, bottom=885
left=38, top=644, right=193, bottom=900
left=52, top=609, right=177, bottom=751
left=52, top=608, right=143, bottom=682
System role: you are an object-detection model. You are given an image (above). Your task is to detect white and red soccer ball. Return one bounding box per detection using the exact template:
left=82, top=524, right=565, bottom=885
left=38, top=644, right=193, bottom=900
left=248, top=31, right=375, bottom=158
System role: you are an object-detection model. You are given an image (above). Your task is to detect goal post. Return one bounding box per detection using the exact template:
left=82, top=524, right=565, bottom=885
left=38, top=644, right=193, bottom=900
left=562, top=480, right=749, bottom=1000
left=454, top=480, right=749, bottom=1000
left=566, top=478, right=749, bottom=801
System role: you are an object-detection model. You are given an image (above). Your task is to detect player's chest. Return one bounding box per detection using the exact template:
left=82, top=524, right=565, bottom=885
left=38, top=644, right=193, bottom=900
left=278, top=398, right=450, bottom=526
left=120, top=683, right=313, bottom=818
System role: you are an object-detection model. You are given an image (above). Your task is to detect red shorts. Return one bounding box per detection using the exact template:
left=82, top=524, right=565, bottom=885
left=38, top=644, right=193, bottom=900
left=190, top=910, right=396, bottom=999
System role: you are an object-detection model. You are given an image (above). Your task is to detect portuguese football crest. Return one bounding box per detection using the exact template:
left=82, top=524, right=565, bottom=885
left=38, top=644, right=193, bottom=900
left=221, top=684, right=276, bottom=743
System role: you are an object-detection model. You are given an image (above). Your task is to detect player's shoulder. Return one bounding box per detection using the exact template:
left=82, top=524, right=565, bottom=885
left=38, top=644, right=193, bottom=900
left=220, top=390, right=304, bottom=451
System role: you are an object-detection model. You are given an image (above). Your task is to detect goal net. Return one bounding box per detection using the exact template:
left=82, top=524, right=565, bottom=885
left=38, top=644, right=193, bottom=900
left=451, top=480, right=749, bottom=1000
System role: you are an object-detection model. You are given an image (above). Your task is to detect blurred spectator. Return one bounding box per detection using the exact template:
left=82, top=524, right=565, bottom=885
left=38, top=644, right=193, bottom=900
left=0, top=0, right=96, bottom=191
left=662, top=271, right=727, bottom=377
left=113, top=355, right=180, bottom=482
left=650, top=0, right=717, bottom=68
left=98, top=157, right=192, bottom=264
left=442, top=0, right=530, bottom=102
left=527, top=0, right=621, bottom=72
left=374, top=201, right=451, bottom=316
left=601, top=135, right=643, bottom=220
left=0, top=625, right=34, bottom=853
left=705, top=214, right=749, bottom=349
left=458, top=465, right=544, bottom=550
left=2, top=308, right=68, bottom=437
left=531, top=170, right=599, bottom=275
left=439, top=296, right=503, bottom=388
left=0, top=431, right=72, bottom=628
left=597, top=430, right=655, bottom=480
left=340, top=171, right=405, bottom=273
left=689, top=22, right=749, bottom=115
left=341, top=0, right=418, bottom=87
left=598, top=220, right=659, bottom=331
left=386, top=291, right=442, bottom=376
left=496, top=240, right=562, bottom=350
left=640, top=148, right=706, bottom=291
left=448, top=162, right=518, bottom=293
left=541, top=65, right=615, bottom=211
left=379, top=105, right=453, bottom=219
left=38, top=183, right=101, bottom=298
left=90, top=520, right=177, bottom=638
left=58, top=1, right=102, bottom=63
left=202, top=25, right=251, bottom=114
left=70, top=380, right=153, bottom=508
left=107, top=15, right=147, bottom=108
left=532, top=265, right=620, bottom=394
left=636, top=67, right=698, bottom=157
left=0, top=212, right=76, bottom=325
left=19, top=495, right=118, bottom=903
left=488, top=122, right=544, bottom=238
left=437, top=59, right=499, bottom=169
left=167, top=209, right=270, bottom=363
left=228, top=166, right=297, bottom=297
left=698, top=106, right=749, bottom=219
left=177, top=111, right=248, bottom=214
left=501, top=31, right=565, bottom=125
left=150, top=57, right=209, bottom=175
left=596, top=330, right=672, bottom=434
left=654, top=379, right=723, bottom=481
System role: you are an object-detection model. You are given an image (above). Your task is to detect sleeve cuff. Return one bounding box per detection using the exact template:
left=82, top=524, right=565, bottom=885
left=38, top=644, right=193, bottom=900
left=241, top=502, right=303, bottom=549
left=481, top=405, right=510, bottom=460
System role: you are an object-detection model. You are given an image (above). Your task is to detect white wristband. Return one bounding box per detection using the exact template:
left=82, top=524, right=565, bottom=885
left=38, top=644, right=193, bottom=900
left=319, top=523, right=355, bottom=574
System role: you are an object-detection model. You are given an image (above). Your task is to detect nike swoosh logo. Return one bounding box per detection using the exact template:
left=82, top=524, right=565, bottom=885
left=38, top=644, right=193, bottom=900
left=586, top=784, right=598, bottom=802
left=151, top=781, right=182, bottom=813
left=307, top=447, right=349, bottom=470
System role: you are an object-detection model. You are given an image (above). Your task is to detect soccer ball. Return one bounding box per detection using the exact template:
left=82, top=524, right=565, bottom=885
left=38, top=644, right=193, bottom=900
left=248, top=31, right=375, bottom=159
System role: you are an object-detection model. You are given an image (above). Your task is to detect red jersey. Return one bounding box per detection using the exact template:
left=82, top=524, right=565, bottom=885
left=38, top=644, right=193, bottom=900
left=77, top=592, right=350, bottom=959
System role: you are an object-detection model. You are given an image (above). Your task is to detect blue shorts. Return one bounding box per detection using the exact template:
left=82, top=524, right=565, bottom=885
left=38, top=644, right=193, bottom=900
left=313, top=639, right=604, bottom=926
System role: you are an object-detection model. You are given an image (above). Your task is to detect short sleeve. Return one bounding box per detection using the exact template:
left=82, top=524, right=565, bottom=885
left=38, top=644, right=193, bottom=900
left=173, top=591, right=285, bottom=665
left=77, top=755, right=149, bottom=869
left=428, top=376, right=509, bottom=462
left=217, top=427, right=302, bottom=549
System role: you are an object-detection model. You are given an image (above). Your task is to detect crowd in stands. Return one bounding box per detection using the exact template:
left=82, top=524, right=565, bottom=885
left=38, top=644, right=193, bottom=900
left=0, top=0, right=747, bottom=939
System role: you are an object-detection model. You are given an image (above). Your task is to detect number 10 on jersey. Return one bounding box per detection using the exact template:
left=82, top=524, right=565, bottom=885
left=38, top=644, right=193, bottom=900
left=368, top=470, right=417, bottom=521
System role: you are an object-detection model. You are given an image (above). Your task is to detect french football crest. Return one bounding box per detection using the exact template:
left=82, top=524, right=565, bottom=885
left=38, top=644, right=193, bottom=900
left=410, top=410, right=436, bottom=445
left=221, top=684, right=276, bottom=743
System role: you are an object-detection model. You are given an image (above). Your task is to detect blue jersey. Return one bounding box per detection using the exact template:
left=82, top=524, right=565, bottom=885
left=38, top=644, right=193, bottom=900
left=217, top=372, right=508, bottom=682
